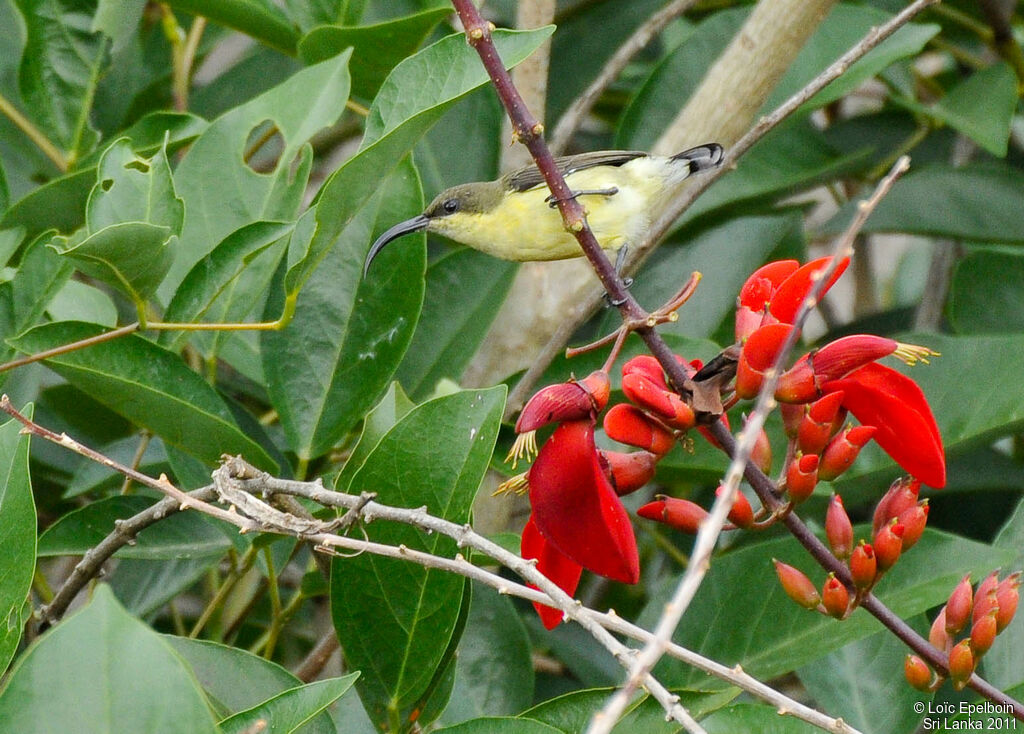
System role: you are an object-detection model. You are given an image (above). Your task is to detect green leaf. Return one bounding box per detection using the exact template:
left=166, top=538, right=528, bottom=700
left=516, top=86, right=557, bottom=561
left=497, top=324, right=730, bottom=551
left=14, top=0, right=108, bottom=159
left=0, top=230, right=74, bottom=374
left=288, top=27, right=553, bottom=296
left=825, top=164, right=1024, bottom=243
left=334, top=381, right=415, bottom=493
left=701, top=703, right=822, bottom=733
left=264, top=157, right=424, bottom=459
left=765, top=4, right=939, bottom=111
left=0, top=406, right=35, bottom=673
left=50, top=221, right=174, bottom=303
left=298, top=8, right=452, bottom=99
left=38, top=495, right=232, bottom=560
left=797, top=619, right=930, bottom=734
left=439, top=582, right=534, bottom=726
left=47, top=278, right=118, bottom=327
left=166, top=635, right=337, bottom=732
left=8, top=321, right=276, bottom=470
left=921, top=63, right=1017, bottom=156
left=396, top=250, right=516, bottom=400
left=85, top=138, right=183, bottom=235
left=220, top=675, right=359, bottom=734
left=949, top=248, right=1024, bottom=334
left=331, top=387, right=505, bottom=728
left=639, top=529, right=1013, bottom=687
left=0, top=585, right=218, bottom=733
left=163, top=52, right=352, bottom=301
left=160, top=220, right=295, bottom=350
left=109, top=555, right=222, bottom=618
left=165, top=0, right=300, bottom=54
left=436, top=718, right=563, bottom=734
left=523, top=687, right=738, bottom=734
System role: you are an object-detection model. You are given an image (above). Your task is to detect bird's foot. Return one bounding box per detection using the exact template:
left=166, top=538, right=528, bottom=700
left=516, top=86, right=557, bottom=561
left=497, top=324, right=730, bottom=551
left=546, top=187, right=619, bottom=208
left=603, top=245, right=633, bottom=307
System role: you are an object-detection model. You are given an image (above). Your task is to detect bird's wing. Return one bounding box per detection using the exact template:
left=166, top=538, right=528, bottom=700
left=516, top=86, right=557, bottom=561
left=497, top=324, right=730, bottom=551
left=504, top=150, right=648, bottom=193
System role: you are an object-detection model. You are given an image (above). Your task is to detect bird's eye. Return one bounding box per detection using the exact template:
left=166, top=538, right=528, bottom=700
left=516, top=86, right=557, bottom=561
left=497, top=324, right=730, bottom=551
left=442, top=198, right=459, bottom=214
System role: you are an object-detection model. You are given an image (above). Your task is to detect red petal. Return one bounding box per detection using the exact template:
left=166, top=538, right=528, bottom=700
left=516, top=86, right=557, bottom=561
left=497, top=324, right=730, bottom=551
left=516, top=382, right=593, bottom=433
left=528, top=421, right=640, bottom=583
left=770, top=256, right=850, bottom=324
left=824, top=363, right=945, bottom=488
left=738, top=260, right=800, bottom=310
left=521, top=516, right=583, bottom=629
left=813, top=335, right=898, bottom=383
left=736, top=324, right=795, bottom=400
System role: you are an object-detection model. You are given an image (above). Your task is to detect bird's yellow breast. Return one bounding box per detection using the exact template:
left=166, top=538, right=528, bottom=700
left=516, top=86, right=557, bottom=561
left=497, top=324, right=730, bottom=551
left=428, top=157, right=676, bottom=262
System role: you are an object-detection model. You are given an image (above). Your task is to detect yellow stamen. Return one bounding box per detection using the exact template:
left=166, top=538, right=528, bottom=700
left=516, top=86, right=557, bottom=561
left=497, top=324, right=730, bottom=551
left=493, top=472, right=530, bottom=497
left=505, top=430, right=538, bottom=469
left=893, top=342, right=940, bottom=366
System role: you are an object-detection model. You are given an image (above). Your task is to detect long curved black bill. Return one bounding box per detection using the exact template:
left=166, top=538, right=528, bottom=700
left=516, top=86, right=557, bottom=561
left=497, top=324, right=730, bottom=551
left=363, top=214, right=430, bottom=278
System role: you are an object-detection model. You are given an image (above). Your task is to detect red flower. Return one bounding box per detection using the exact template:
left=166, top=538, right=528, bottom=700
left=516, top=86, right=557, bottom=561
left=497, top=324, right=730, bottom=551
left=527, top=420, right=640, bottom=585
left=736, top=257, right=849, bottom=341
left=520, top=516, right=583, bottom=630
left=823, top=363, right=945, bottom=488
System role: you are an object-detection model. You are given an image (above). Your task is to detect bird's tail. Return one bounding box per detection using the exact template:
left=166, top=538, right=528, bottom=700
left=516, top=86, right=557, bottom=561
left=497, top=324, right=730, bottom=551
left=671, top=143, right=725, bottom=174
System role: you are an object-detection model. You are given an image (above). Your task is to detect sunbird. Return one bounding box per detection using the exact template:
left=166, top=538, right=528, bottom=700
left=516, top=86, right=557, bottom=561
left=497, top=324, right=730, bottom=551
left=363, top=143, right=724, bottom=276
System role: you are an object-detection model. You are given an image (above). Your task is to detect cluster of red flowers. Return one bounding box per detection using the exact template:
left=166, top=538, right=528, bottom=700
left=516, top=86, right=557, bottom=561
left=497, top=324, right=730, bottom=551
left=907, top=571, right=1021, bottom=691
left=773, top=479, right=930, bottom=619
left=505, top=257, right=949, bottom=629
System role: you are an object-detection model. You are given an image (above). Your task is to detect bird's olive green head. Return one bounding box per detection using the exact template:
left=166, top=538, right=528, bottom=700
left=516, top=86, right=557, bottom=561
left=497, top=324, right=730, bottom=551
left=363, top=181, right=504, bottom=277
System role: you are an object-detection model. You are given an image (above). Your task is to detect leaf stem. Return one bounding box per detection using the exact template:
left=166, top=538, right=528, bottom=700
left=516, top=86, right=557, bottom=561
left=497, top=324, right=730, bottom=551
left=190, top=544, right=259, bottom=639
left=0, top=92, right=68, bottom=172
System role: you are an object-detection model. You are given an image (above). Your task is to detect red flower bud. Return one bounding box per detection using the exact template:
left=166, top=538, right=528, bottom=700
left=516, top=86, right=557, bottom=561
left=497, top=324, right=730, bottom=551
left=948, top=639, right=975, bottom=690
left=873, top=478, right=920, bottom=537
left=751, top=423, right=773, bottom=475
left=638, top=496, right=707, bottom=533
left=785, top=453, right=819, bottom=504
left=970, top=611, right=998, bottom=657
left=930, top=609, right=951, bottom=652
left=621, top=355, right=668, bottom=388
left=773, top=559, right=821, bottom=610
left=601, top=450, right=658, bottom=497
left=797, top=392, right=846, bottom=456
left=818, top=425, right=876, bottom=481
left=622, top=372, right=678, bottom=418
left=825, top=494, right=854, bottom=559
left=945, top=574, right=974, bottom=635
left=737, top=260, right=799, bottom=313
left=974, top=571, right=1000, bottom=623
left=995, top=573, right=1020, bottom=633
left=812, top=335, right=903, bottom=384
left=849, top=542, right=877, bottom=589
left=780, top=402, right=803, bottom=438
left=873, top=519, right=904, bottom=572
left=516, top=371, right=609, bottom=433
left=716, top=485, right=754, bottom=529
left=896, top=501, right=929, bottom=550
left=822, top=574, right=849, bottom=618
left=904, top=655, right=934, bottom=692
left=736, top=324, right=796, bottom=400
left=603, top=403, right=676, bottom=455
left=775, top=355, right=817, bottom=404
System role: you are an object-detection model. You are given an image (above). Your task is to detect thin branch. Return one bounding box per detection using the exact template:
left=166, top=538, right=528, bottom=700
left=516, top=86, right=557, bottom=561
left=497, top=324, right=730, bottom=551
left=506, top=0, right=941, bottom=413
left=294, top=629, right=341, bottom=682
left=549, top=0, right=699, bottom=155
left=35, top=484, right=218, bottom=630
